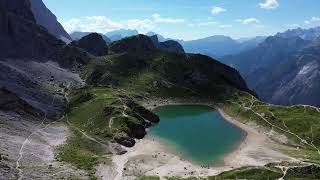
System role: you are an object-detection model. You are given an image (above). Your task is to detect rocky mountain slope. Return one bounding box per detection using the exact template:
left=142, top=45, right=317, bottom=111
left=71, top=33, right=109, bottom=56
left=0, top=0, right=92, bottom=118
left=276, top=27, right=320, bottom=40
left=222, top=27, right=320, bottom=106
left=29, top=0, right=71, bottom=42
left=70, top=31, right=111, bottom=43
left=150, top=35, right=185, bottom=54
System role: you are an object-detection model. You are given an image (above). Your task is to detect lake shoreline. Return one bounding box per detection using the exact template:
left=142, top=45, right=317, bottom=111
left=144, top=98, right=296, bottom=165
left=111, top=98, right=296, bottom=178
left=149, top=104, right=247, bottom=166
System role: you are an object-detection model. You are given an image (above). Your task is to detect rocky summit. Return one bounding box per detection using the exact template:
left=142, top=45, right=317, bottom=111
left=71, top=33, right=109, bottom=56
left=30, top=0, right=72, bottom=42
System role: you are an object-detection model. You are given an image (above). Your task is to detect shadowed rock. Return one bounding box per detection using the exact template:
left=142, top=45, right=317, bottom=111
left=72, top=33, right=108, bottom=56
left=30, top=0, right=71, bottom=42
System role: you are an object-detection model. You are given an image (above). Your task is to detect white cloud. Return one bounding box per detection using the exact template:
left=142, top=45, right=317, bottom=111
left=61, top=13, right=186, bottom=34
left=219, top=24, right=232, bottom=28
left=61, top=16, right=123, bottom=33
left=304, top=20, right=311, bottom=25
left=152, top=13, right=185, bottom=23
left=198, top=21, right=218, bottom=26
left=236, top=18, right=260, bottom=25
left=259, top=0, right=279, bottom=10
left=304, top=16, right=320, bottom=25
left=311, top=16, right=320, bottom=22
left=127, top=19, right=154, bottom=33
left=211, top=6, right=227, bottom=15
left=286, top=24, right=300, bottom=28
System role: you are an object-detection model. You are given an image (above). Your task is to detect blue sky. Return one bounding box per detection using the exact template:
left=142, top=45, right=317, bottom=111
left=43, top=0, right=320, bottom=40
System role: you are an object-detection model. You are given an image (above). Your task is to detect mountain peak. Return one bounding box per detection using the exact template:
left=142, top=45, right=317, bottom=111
left=29, top=0, right=71, bottom=41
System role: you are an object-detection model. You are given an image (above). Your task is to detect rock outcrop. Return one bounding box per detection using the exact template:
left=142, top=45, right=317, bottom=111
left=29, top=0, right=71, bottom=42
left=71, top=33, right=108, bottom=56
left=0, top=87, right=42, bottom=116
left=0, top=0, right=92, bottom=67
left=150, top=35, right=185, bottom=54
left=109, top=34, right=156, bottom=53
left=70, top=31, right=111, bottom=43
left=109, top=34, right=185, bottom=54
left=0, top=0, right=92, bottom=118
left=0, top=0, right=63, bottom=59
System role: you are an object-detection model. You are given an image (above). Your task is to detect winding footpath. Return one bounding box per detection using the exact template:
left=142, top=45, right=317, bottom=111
left=231, top=96, right=320, bottom=156
left=15, top=96, right=56, bottom=180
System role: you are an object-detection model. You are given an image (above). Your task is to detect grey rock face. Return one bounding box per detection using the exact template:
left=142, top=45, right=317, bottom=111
left=70, top=31, right=111, bottom=43
left=110, top=34, right=184, bottom=54
left=0, top=0, right=92, bottom=117
left=0, top=87, right=42, bottom=116
left=29, top=0, right=71, bottom=41
left=0, top=0, right=63, bottom=59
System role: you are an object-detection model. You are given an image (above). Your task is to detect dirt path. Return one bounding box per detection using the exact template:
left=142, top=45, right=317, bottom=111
left=230, top=97, right=320, bottom=156
left=15, top=96, right=57, bottom=180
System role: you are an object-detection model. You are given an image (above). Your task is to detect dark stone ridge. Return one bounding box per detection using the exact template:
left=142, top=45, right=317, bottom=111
left=124, top=98, right=160, bottom=123
left=0, top=0, right=62, bottom=58
left=50, top=44, right=93, bottom=69
left=109, top=34, right=156, bottom=53
left=29, top=0, right=71, bottom=41
left=0, top=0, right=92, bottom=68
left=110, top=34, right=185, bottom=54
left=1, top=0, right=35, bottom=21
left=151, top=35, right=185, bottom=54
left=71, top=33, right=109, bottom=56
left=0, top=0, right=92, bottom=118
left=101, top=93, right=160, bottom=147
left=187, top=54, right=251, bottom=93
left=70, top=31, right=111, bottom=43
left=0, top=87, right=42, bottom=116
left=158, top=40, right=185, bottom=54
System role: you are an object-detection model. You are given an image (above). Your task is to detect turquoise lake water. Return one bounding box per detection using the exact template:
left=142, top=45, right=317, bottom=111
left=149, top=105, right=245, bottom=166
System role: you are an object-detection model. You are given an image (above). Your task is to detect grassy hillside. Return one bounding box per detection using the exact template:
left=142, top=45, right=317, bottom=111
left=219, top=91, right=320, bottom=164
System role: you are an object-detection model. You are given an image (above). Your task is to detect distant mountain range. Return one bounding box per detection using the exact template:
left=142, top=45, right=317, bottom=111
left=222, top=27, right=320, bottom=106
left=105, top=29, right=139, bottom=41
left=70, top=29, right=138, bottom=42
left=180, top=36, right=266, bottom=58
